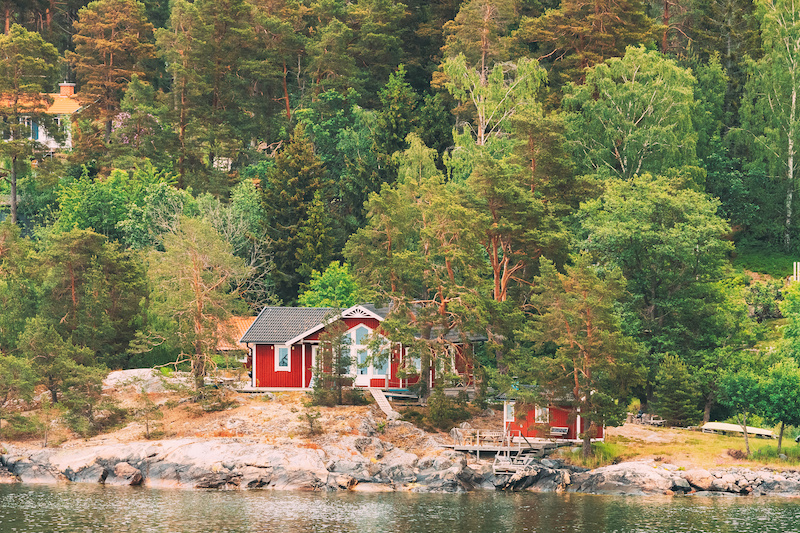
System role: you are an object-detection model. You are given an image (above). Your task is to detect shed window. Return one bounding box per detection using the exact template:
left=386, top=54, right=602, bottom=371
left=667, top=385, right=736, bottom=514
left=276, top=346, right=291, bottom=371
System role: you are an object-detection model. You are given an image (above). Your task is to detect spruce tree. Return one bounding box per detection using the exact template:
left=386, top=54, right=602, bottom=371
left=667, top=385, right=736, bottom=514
left=653, top=354, right=702, bottom=426
left=261, top=125, right=329, bottom=303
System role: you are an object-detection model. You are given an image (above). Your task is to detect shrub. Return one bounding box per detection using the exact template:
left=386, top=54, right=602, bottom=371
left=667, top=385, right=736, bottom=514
left=427, top=387, right=471, bottom=431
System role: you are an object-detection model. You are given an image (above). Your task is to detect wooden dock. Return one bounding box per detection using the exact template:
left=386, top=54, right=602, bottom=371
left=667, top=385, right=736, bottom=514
left=445, top=428, right=558, bottom=460
left=442, top=442, right=557, bottom=461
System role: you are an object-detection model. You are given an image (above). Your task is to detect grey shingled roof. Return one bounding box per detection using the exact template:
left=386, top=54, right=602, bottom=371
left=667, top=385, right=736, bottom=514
left=239, top=306, right=338, bottom=344
left=239, top=303, right=486, bottom=344
left=359, top=303, right=390, bottom=319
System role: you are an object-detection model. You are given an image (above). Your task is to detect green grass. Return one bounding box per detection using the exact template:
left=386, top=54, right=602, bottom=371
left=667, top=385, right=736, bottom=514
left=553, top=425, right=800, bottom=469
left=557, top=441, right=627, bottom=469
left=732, top=246, right=795, bottom=279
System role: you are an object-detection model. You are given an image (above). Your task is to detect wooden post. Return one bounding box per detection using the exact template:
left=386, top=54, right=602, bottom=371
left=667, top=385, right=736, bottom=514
left=794, top=262, right=800, bottom=282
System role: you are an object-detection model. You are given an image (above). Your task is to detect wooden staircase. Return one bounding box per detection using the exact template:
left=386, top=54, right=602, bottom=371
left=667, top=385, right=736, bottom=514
left=369, top=388, right=400, bottom=419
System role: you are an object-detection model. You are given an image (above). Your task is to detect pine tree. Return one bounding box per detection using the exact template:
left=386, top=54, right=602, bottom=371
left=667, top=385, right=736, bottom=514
left=67, top=0, right=155, bottom=142
left=519, top=0, right=656, bottom=86
left=0, top=24, right=60, bottom=224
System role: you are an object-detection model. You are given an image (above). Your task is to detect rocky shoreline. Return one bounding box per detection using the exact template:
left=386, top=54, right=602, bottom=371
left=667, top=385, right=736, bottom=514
left=4, top=432, right=800, bottom=496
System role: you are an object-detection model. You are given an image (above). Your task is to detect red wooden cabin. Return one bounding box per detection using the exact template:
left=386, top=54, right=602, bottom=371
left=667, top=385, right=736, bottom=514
left=239, top=304, right=476, bottom=390
left=503, top=401, right=604, bottom=442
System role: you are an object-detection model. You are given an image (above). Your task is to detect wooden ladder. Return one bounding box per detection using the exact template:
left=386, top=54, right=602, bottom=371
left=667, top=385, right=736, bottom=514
left=369, top=388, right=400, bottom=419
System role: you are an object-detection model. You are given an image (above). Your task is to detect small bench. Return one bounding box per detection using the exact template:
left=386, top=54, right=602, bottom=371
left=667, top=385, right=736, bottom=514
left=550, top=427, right=569, bottom=437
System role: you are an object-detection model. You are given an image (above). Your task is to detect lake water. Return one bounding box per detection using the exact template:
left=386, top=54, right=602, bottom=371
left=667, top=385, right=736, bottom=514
left=1, top=484, right=799, bottom=533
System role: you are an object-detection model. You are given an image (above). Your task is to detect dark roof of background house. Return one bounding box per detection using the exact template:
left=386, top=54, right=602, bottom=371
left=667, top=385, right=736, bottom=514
left=358, top=303, right=390, bottom=319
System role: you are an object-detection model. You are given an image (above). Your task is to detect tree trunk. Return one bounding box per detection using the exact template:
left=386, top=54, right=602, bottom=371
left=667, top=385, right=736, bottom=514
left=582, top=422, right=593, bottom=459
left=282, top=61, right=291, bottom=120
left=785, top=84, right=796, bottom=251
left=778, top=420, right=785, bottom=455
left=703, top=396, right=713, bottom=424
left=739, top=413, right=750, bottom=456
left=9, top=155, right=17, bottom=224
left=419, top=347, right=431, bottom=403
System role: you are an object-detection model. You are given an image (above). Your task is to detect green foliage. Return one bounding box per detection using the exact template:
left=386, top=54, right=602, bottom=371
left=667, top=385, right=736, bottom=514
left=196, top=180, right=275, bottom=308
left=55, top=160, right=178, bottom=243
left=191, top=386, right=238, bottom=413
left=580, top=172, right=741, bottom=375
left=298, top=262, right=365, bottom=308
left=733, top=247, right=795, bottom=279
left=737, top=0, right=800, bottom=251
left=109, top=75, right=178, bottom=171
left=146, top=216, right=251, bottom=389
left=261, top=125, right=330, bottom=303
left=652, top=354, right=703, bottom=426
left=61, top=364, right=125, bottom=437
left=311, top=317, right=355, bottom=406
left=518, top=253, right=644, bottom=457
left=132, top=384, right=164, bottom=439
left=564, top=47, right=698, bottom=180
left=35, top=228, right=147, bottom=367
left=346, top=134, right=487, bottom=399
left=0, top=24, right=61, bottom=224
left=299, top=400, right=323, bottom=435
left=0, top=221, right=36, bottom=352
left=518, top=0, right=656, bottom=86
left=558, top=441, right=626, bottom=469
left=744, top=280, right=784, bottom=322
left=718, top=355, right=764, bottom=456
left=1, top=413, right=45, bottom=441
left=442, top=54, right=547, bottom=180
left=16, top=317, right=95, bottom=405
left=0, top=353, right=36, bottom=437
left=778, top=281, right=800, bottom=355
left=427, top=386, right=471, bottom=430
left=67, top=0, right=156, bottom=140
left=760, top=358, right=800, bottom=453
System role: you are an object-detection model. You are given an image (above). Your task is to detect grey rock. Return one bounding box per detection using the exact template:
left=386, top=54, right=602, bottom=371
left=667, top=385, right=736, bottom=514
left=681, top=469, right=714, bottom=491
left=107, top=462, right=143, bottom=486
left=67, top=464, right=108, bottom=483
left=0, top=466, right=19, bottom=484
left=670, top=476, right=691, bottom=493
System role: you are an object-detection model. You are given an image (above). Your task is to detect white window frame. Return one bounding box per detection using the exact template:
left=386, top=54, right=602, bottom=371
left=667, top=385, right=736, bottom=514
left=275, top=345, right=291, bottom=372
left=348, top=325, right=389, bottom=380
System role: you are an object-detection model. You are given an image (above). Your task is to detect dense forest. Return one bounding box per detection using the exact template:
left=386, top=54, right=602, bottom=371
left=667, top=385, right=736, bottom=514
left=3, top=0, right=800, bottom=448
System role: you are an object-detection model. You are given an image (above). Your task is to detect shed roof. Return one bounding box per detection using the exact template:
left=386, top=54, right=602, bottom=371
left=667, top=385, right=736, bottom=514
left=217, top=316, right=257, bottom=351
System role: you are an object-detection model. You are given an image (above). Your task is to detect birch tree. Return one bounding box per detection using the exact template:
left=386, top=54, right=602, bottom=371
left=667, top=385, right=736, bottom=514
left=740, top=0, right=800, bottom=250
left=564, top=46, right=697, bottom=180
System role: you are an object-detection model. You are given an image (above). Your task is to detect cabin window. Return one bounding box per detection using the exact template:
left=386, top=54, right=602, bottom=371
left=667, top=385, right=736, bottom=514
left=276, top=346, right=291, bottom=371
left=534, top=406, right=548, bottom=423
left=505, top=402, right=515, bottom=422
left=355, top=326, right=369, bottom=344
left=358, top=350, right=368, bottom=375
left=373, top=353, right=388, bottom=375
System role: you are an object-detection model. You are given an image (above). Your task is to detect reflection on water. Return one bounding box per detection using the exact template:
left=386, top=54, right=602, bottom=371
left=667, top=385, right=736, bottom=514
left=1, top=484, right=799, bottom=533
